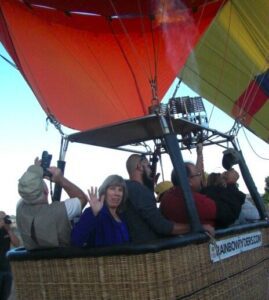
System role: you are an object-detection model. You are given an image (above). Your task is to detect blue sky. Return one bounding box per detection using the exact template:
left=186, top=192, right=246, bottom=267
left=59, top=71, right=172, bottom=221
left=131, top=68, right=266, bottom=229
left=1, top=43, right=269, bottom=215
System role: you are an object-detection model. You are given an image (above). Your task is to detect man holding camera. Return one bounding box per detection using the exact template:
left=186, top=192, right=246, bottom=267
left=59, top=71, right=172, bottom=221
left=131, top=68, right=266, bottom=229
left=16, top=157, right=87, bottom=250
left=0, top=211, right=20, bottom=300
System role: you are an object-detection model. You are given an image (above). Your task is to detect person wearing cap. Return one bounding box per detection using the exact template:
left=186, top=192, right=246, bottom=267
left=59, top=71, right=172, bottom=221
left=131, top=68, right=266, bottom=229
left=154, top=181, right=173, bottom=203
left=16, top=158, right=87, bottom=250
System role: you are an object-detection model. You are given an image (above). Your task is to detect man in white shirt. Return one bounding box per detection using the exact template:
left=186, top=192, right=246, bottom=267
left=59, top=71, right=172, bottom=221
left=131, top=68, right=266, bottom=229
left=16, top=159, right=87, bottom=250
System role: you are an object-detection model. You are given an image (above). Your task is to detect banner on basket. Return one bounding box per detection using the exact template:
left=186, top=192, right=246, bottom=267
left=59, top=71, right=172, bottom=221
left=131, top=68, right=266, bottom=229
left=209, top=231, right=262, bottom=262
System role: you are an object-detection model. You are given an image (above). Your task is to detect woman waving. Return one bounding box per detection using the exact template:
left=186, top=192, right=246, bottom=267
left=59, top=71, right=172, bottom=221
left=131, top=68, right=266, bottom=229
left=71, top=175, right=129, bottom=247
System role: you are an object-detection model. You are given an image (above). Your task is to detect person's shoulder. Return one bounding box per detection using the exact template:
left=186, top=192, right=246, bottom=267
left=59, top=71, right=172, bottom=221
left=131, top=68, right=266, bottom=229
left=195, top=190, right=212, bottom=199
left=162, top=186, right=179, bottom=198
left=169, top=186, right=180, bottom=194
left=47, top=201, right=66, bottom=215
left=126, top=179, right=140, bottom=186
left=202, top=185, right=223, bottom=194
left=16, top=198, right=24, bottom=209
left=125, top=180, right=143, bottom=190
left=49, top=201, right=65, bottom=208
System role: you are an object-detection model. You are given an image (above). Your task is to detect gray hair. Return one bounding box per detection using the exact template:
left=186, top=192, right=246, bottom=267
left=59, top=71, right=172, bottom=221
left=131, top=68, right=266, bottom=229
left=98, top=175, right=127, bottom=212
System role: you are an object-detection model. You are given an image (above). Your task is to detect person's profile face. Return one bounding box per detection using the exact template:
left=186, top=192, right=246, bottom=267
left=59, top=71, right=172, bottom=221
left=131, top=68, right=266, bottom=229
left=188, top=165, right=202, bottom=192
left=140, top=160, right=154, bottom=191
left=141, top=159, right=152, bottom=179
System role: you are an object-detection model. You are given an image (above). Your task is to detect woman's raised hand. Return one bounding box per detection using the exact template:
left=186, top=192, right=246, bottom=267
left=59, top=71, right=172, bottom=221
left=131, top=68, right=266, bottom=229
left=87, top=186, right=104, bottom=216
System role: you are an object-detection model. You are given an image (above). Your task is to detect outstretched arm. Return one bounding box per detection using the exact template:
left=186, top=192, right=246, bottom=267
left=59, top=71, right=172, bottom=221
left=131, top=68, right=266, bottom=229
left=48, top=167, right=88, bottom=209
left=196, top=143, right=206, bottom=186
left=171, top=223, right=215, bottom=236
left=171, top=223, right=190, bottom=235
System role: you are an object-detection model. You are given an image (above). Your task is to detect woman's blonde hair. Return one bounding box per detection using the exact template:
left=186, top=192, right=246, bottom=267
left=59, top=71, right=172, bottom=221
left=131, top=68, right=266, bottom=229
left=207, top=172, right=226, bottom=187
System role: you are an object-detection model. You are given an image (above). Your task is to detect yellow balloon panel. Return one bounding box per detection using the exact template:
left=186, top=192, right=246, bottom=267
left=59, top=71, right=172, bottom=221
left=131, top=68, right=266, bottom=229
left=180, top=0, right=269, bottom=143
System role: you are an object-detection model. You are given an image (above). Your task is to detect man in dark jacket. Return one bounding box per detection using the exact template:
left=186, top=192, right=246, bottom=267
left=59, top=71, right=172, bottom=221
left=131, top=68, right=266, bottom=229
left=124, top=154, right=211, bottom=243
left=202, top=169, right=245, bottom=228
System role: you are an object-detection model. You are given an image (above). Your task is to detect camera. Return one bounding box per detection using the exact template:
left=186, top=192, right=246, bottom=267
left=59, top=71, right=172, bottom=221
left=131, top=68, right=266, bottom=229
left=41, top=151, right=52, bottom=177
left=4, top=215, right=12, bottom=225
left=222, top=149, right=241, bottom=170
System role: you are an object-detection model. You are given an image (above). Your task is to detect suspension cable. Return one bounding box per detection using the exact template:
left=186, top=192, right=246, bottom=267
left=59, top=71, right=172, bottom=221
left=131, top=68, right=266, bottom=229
left=171, top=78, right=182, bottom=99
left=232, top=1, right=269, bottom=117
left=241, top=127, right=269, bottom=160
left=208, top=1, right=232, bottom=123
left=137, top=0, right=154, bottom=81
left=0, top=53, right=18, bottom=69
left=108, top=0, right=152, bottom=80
left=46, top=114, right=65, bottom=137
left=179, top=0, right=227, bottom=87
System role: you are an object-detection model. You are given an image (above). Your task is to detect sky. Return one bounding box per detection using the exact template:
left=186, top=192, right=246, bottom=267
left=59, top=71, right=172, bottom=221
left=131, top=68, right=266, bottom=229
left=1, top=43, right=269, bottom=215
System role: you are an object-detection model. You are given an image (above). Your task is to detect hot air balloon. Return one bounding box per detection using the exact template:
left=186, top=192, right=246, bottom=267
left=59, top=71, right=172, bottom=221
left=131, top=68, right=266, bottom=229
left=178, top=0, right=269, bottom=143
left=1, top=1, right=269, bottom=299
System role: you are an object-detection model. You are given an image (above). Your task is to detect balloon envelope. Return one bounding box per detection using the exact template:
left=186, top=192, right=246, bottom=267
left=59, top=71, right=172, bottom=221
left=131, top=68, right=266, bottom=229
left=179, top=0, right=269, bottom=143
left=0, top=0, right=224, bottom=130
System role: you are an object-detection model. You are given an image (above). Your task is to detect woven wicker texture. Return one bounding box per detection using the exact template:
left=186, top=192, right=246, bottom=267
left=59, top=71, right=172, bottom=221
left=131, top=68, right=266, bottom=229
left=11, top=228, right=269, bottom=300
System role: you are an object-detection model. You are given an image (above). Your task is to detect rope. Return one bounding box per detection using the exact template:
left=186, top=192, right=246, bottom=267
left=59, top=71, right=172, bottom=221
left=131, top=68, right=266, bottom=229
left=171, top=78, right=182, bottom=99
left=159, top=152, right=165, bottom=181
left=205, top=0, right=268, bottom=126
left=179, top=0, right=227, bottom=89
left=208, top=1, right=232, bottom=123
left=0, top=53, right=18, bottom=69
left=242, top=127, right=269, bottom=160
left=107, top=0, right=167, bottom=105
left=137, top=0, right=154, bottom=81
left=108, top=0, right=152, bottom=80
left=46, top=114, right=65, bottom=136
left=108, top=21, right=147, bottom=114
left=225, top=1, right=269, bottom=119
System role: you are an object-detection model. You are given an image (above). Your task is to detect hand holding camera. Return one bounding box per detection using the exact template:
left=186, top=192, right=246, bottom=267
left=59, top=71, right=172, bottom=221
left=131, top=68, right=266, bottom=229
left=222, top=168, right=239, bottom=184
left=0, top=211, right=12, bottom=229
left=3, top=215, right=12, bottom=225
left=41, top=151, right=52, bottom=177
left=38, top=151, right=65, bottom=184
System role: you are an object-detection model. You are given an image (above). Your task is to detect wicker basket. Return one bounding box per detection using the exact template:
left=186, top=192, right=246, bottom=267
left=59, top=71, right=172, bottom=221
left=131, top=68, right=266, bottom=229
left=9, top=227, right=269, bottom=300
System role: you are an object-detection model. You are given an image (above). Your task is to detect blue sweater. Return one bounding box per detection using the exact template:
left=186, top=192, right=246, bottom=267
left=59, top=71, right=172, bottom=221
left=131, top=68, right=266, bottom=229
left=71, top=205, right=129, bottom=247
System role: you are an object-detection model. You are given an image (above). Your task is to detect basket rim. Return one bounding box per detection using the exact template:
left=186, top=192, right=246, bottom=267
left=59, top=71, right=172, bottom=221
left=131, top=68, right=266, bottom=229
left=7, top=221, right=269, bottom=262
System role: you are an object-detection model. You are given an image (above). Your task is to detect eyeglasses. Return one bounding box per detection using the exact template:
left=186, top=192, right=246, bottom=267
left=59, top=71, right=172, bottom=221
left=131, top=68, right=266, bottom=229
left=190, top=172, right=201, bottom=178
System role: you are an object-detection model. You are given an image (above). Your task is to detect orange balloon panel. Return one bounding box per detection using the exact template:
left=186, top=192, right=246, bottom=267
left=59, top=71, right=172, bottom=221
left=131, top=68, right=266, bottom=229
left=0, top=0, right=223, bottom=130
